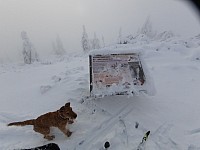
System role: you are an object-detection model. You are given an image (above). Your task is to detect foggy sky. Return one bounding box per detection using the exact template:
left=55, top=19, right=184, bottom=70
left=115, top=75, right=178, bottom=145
left=0, top=0, right=199, bottom=62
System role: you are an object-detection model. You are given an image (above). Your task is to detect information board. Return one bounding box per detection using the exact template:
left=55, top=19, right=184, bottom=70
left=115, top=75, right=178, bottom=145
left=89, top=53, right=146, bottom=96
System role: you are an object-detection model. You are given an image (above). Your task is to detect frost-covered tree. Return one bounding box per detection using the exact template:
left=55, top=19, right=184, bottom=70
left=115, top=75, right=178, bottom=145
left=91, top=32, right=100, bottom=49
left=53, top=35, right=66, bottom=55
left=118, top=27, right=122, bottom=44
left=102, top=35, right=105, bottom=47
left=156, top=31, right=174, bottom=41
left=81, top=25, right=90, bottom=52
left=52, top=41, right=56, bottom=53
left=21, top=31, right=39, bottom=64
left=139, top=17, right=156, bottom=38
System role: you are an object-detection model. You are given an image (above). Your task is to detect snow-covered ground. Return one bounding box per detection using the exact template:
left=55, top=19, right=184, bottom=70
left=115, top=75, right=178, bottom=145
left=0, top=34, right=200, bottom=150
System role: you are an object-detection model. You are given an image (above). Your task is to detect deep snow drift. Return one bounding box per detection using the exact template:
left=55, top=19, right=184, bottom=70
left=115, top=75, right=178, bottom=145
left=0, top=34, right=200, bottom=150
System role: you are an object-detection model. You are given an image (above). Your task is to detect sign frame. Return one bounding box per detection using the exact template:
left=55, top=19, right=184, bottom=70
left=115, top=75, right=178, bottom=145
left=89, top=52, right=146, bottom=96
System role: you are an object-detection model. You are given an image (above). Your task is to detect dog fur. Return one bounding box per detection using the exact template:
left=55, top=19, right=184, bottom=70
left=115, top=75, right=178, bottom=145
left=8, top=102, right=77, bottom=140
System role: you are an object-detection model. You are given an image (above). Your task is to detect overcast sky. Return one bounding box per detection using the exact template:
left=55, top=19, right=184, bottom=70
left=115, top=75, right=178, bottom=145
left=0, top=0, right=199, bottom=62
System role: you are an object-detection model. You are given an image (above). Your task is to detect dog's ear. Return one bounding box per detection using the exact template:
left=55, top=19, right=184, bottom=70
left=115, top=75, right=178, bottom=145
left=65, top=102, right=70, bottom=107
left=60, top=106, right=65, bottom=111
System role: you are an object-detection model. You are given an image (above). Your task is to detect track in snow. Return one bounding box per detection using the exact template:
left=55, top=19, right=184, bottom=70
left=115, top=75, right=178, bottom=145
left=75, top=97, right=134, bottom=150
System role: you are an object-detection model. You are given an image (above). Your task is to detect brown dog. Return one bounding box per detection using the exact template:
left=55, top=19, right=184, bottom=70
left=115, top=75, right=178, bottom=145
left=8, top=102, right=77, bottom=140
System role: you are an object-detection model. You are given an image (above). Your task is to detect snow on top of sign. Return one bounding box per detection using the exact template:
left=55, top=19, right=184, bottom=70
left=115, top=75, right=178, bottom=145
left=89, top=44, right=143, bottom=55
left=89, top=45, right=156, bottom=96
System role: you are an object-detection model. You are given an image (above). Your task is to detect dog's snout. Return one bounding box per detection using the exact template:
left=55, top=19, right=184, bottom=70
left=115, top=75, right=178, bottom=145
left=74, top=113, right=77, bottom=118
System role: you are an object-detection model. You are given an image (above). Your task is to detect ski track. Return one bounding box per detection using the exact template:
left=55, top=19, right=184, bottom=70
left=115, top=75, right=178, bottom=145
left=75, top=100, right=134, bottom=150
left=132, top=123, right=182, bottom=150
left=188, top=128, right=200, bottom=135
left=81, top=96, right=113, bottom=116
left=119, top=118, right=129, bottom=146
left=151, top=123, right=181, bottom=150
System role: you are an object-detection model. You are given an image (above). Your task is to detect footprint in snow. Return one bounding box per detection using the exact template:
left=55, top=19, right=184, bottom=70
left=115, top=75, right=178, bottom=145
left=51, top=75, right=61, bottom=83
left=40, top=85, right=52, bottom=94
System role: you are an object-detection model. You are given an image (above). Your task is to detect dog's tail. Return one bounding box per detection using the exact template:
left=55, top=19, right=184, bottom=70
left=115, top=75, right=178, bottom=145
left=7, top=119, right=35, bottom=126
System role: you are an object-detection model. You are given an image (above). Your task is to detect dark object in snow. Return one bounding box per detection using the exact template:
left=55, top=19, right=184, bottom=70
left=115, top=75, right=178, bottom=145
left=17, top=143, right=60, bottom=150
left=142, top=131, right=150, bottom=142
left=135, top=122, right=139, bottom=128
left=104, top=141, right=110, bottom=149
left=79, top=140, right=84, bottom=145
left=137, top=131, right=151, bottom=150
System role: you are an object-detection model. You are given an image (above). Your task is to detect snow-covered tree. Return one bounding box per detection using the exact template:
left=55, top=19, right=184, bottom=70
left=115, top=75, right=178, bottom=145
left=156, top=31, right=174, bottom=41
left=118, top=27, right=122, bottom=44
left=52, top=41, right=56, bottom=53
left=139, top=17, right=156, bottom=38
left=102, top=35, right=105, bottom=47
left=81, top=25, right=90, bottom=52
left=91, top=32, right=100, bottom=49
left=21, top=31, right=39, bottom=64
left=53, top=35, right=66, bottom=55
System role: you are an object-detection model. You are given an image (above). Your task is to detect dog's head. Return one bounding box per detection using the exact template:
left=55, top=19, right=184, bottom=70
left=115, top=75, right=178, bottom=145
left=58, top=102, right=77, bottom=123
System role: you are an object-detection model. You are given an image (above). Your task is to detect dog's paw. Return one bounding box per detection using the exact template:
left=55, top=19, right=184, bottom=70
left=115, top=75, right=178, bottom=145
left=51, top=135, right=55, bottom=139
left=44, top=135, right=55, bottom=140
left=67, top=131, right=72, bottom=137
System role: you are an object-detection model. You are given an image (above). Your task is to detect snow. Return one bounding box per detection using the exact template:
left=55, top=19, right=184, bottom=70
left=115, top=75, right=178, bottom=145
left=1, top=34, right=200, bottom=150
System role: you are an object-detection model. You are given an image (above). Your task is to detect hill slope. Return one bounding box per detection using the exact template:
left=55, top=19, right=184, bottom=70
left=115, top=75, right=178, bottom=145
left=0, top=35, right=200, bottom=150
